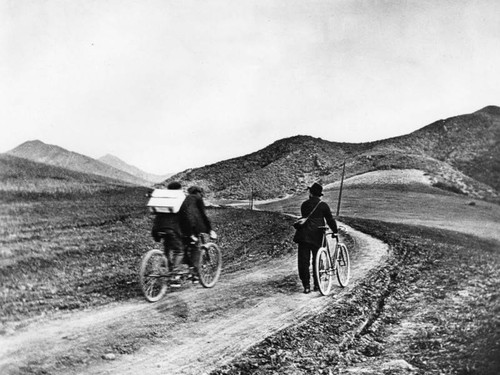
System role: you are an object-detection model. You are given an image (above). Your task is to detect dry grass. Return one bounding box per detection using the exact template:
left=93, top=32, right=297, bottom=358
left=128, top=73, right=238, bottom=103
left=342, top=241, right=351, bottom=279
left=0, top=187, right=296, bottom=324
left=213, top=219, right=500, bottom=375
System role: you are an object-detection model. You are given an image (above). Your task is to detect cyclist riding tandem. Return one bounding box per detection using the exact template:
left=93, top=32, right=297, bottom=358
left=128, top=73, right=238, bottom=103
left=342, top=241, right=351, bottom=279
left=139, top=183, right=222, bottom=302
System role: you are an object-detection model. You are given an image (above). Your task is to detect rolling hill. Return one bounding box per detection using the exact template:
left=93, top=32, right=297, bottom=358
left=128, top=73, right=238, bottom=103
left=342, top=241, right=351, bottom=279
left=0, top=154, right=135, bottom=198
left=6, top=140, right=149, bottom=187
left=160, top=106, right=500, bottom=202
left=98, top=154, right=173, bottom=184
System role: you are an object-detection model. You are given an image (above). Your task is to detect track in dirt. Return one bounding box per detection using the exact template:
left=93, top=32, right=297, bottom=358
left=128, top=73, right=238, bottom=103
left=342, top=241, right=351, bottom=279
left=0, top=224, right=389, bottom=375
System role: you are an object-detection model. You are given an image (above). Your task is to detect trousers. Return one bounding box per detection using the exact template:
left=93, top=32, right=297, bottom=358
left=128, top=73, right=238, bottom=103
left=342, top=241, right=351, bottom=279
left=297, top=242, right=320, bottom=289
left=162, top=229, right=184, bottom=272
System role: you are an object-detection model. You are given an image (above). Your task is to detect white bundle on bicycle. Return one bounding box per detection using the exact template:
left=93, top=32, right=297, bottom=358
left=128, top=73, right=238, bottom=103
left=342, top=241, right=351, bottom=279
left=147, top=189, right=185, bottom=214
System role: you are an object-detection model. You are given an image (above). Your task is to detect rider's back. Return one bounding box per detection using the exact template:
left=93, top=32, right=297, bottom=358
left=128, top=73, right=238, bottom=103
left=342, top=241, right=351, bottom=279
left=148, top=185, right=186, bottom=242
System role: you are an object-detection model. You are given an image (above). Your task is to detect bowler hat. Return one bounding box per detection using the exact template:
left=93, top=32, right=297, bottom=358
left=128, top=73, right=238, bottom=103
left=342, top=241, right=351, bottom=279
left=167, top=181, right=182, bottom=190
left=308, top=182, right=323, bottom=196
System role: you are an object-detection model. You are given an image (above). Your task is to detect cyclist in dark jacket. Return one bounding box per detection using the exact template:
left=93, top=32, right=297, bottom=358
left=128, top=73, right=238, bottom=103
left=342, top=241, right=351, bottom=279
left=151, top=181, right=185, bottom=285
left=293, top=182, right=338, bottom=294
left=179, top=186, right=217, bottom=280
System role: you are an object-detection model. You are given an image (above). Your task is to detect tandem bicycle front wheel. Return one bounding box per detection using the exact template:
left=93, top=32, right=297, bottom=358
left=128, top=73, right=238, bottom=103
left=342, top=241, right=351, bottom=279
left=139, top=249, right=169, bottom=302
left=198, top=242, right=222, bottom=288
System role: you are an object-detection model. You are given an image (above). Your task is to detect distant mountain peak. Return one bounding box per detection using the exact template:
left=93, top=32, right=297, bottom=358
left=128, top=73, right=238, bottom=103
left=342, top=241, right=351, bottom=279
left=476, top=105, right=500, bottom=116
left=99, top=154, right=122, bottom=162
left=98, top=154, right=172, bottom=184
left=24, top=139, right=45, bottom=145
left=16, top=139, right=48, bottom=148
left=8, top=141, right=149, bottom=186
left=162, top=106, right=499, bottom=202
left=9, top=139, right=69, bottom=155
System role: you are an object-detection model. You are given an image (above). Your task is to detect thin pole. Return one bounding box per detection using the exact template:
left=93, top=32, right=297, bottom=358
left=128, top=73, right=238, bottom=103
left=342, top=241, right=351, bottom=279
left=250, top=185, right=254, bottom=210
left=336, top=160, right=346, bottom=217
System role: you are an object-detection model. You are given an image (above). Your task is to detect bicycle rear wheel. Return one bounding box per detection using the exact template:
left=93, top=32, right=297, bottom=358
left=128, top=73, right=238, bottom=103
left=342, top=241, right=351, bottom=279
left=198, top=243, right=222, bottom=288
left=336, top=243, right=350, bottom=287
left=139, top=249, right=169, bottom=302
left=315, top=247, right=333, bottom=296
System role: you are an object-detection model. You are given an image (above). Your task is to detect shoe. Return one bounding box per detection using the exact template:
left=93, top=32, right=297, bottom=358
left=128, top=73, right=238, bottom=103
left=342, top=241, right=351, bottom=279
left=303, top=287, right=311, bottom=294
left=190, top=274, right=199, bottom=284
left=313, top=286, right=319, bottom=292
left=170, top=275, right=181, bottom=288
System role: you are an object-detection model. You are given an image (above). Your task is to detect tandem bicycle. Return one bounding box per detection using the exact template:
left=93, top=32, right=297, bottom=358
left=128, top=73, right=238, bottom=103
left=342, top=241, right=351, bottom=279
left=138, top=232, right=222, bottom=302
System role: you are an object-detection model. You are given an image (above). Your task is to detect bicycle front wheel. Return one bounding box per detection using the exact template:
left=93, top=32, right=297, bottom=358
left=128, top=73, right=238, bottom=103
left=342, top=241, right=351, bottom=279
left=336, top=243, right=350, bottom=287
left=315, top=247, right=333, bottom=296
left=198, top=243, right=222, bottom=288
left=139, top=249, right=169, bottom=302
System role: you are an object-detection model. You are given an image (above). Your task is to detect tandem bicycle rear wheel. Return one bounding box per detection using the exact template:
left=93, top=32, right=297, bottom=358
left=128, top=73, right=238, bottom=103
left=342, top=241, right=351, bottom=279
left=139, top=249, right=169, bottom=302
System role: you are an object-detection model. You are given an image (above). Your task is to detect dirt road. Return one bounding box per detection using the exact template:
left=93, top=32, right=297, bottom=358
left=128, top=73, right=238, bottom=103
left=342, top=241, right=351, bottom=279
left=0, top=224, right=389, bottom=375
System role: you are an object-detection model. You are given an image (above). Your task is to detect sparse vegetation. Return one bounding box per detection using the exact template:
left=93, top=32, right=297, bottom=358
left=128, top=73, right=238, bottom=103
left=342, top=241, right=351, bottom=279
left=5, top=141, right=149, bottom=186
left=1, top=106, right=499, bottom=374
left=432, top=181, right=465, bottom=195
left=0, top=187, right=296, bottom=323
left=162, top=106, right=500, bottom=202
left=213, top=218, right=500, bottom=375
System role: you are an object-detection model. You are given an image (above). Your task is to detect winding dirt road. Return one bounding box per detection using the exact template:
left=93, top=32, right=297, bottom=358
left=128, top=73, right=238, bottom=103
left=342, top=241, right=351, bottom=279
left=0, top=224, right=389, bottom=375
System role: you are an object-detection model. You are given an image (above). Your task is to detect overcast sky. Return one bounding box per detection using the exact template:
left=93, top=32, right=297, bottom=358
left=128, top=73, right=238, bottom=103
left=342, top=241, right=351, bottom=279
left=1, top=0, right=499, bottom=174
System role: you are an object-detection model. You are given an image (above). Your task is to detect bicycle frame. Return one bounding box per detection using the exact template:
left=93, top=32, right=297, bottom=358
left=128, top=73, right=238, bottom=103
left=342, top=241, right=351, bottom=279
left=315, top=225, right=350, bottom=295
left=139, top=232, right=222, bottom=302
left=319, top=227, right=339, bottom=272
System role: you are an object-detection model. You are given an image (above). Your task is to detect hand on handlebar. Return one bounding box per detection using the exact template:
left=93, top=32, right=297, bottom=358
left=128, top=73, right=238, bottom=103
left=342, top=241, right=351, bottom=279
left=209, top=230, right=218, bottom=240
left=338, top=226, right=348, bottom=234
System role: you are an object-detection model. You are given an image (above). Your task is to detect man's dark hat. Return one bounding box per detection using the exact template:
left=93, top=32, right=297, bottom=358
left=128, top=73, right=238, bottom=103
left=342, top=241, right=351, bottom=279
left=167, top=181, right=182, bottom=190
left=308, top=182, right=323, bottom=196
left=188, top=185, right=204, bottom=195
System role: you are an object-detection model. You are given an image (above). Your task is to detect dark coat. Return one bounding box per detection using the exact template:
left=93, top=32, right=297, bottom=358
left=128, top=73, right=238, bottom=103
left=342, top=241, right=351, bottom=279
left=293, top=196, right=338, bottom=247
left=179, top=193, right=212, bottom=237
left=151, top=213, right=181, bottom=241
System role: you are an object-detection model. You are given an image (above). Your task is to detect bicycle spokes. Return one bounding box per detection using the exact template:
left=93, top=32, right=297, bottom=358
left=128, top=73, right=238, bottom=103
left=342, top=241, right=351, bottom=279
left=336, top=244, right=350, bottom=287
left=198, top=243, right=222, bottom=288
left=139, top=249, right=169, bottom=302
left=315, top=247, right=333, bottom=296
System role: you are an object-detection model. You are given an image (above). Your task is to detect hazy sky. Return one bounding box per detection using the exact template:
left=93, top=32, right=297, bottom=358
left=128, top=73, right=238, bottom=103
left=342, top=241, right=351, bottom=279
left=1, top=0, right=499, bottom=174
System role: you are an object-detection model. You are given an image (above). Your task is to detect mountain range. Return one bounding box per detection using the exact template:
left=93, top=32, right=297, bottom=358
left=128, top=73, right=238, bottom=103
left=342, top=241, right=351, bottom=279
left=2, top=105, right=499, bottom=203
left=160, top=106, right=500, bottom=202
left=5, top=140, right=162, bottom=186
left=98, top=154, right=172, bottom=184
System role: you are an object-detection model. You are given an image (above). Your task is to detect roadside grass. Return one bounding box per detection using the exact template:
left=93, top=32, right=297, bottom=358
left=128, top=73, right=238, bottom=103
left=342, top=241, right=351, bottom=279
left=0, top=189, right=297, bottom=325
left=2, top=184, right=499, bottom=374
left=260, top=185, right=500, bottom=244
left=212, top=218, right=500, bottom=375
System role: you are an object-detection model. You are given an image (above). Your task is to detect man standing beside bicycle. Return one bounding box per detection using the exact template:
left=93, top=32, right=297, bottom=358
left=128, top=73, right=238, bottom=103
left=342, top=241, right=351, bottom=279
left=179, top=185, right=217, bottom=284
left=293, top=182, right=338, bottom=294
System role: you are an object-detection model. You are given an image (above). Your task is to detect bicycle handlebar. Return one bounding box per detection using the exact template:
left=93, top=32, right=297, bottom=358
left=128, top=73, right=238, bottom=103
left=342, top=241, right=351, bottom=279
left=318, top=225, right=347, bottom=237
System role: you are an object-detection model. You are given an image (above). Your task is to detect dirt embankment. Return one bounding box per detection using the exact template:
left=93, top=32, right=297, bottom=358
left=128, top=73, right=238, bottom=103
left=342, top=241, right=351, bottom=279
left=0, top=224, right=388, bottom=375
left=213, top=218, right=500, bottom=375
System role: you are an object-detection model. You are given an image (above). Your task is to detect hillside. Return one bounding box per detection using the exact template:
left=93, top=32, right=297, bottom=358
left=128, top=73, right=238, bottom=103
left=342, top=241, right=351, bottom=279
left=98, top=154, right=172, bottom=184
left=7, top=140, right=149, bottom=187
left=161, top=106, right=500, bottom=202
left=0, top=154, right=133, bottom=199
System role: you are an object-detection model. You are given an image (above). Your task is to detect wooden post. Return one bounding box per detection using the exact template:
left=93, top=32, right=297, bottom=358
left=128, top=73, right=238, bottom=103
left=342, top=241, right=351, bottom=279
left=336, top=160, right=346, bottom=217
left=250, top=185, right=254, bottom=210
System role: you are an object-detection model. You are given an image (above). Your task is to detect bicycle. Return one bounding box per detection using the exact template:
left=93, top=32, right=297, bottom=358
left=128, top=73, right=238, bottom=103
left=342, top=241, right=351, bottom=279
left=138, top=233, right=222, bottom=302
left=314, top=225, right=350, bottom=296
